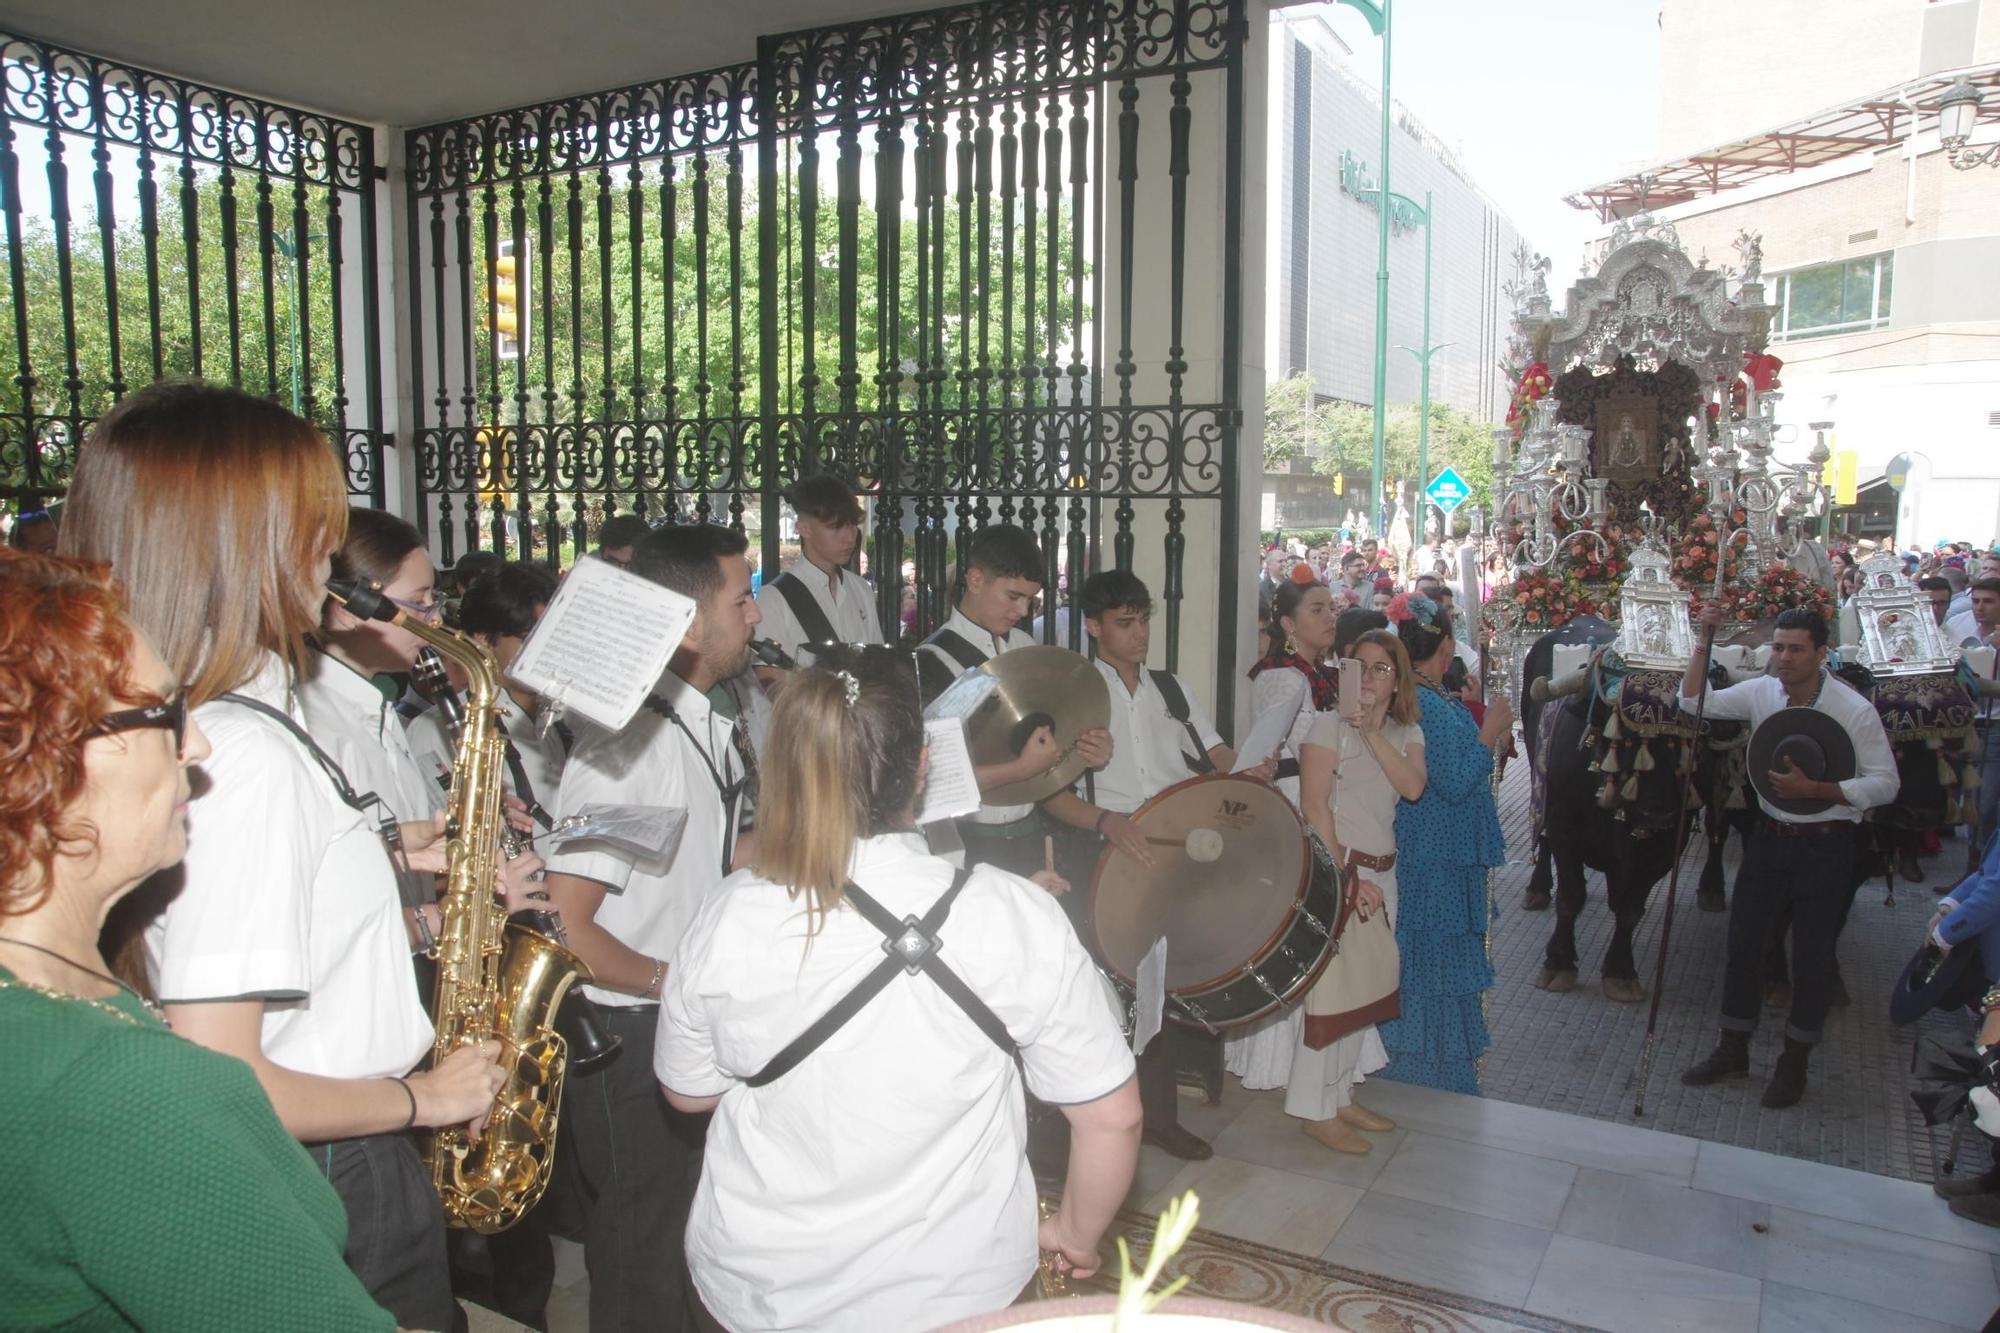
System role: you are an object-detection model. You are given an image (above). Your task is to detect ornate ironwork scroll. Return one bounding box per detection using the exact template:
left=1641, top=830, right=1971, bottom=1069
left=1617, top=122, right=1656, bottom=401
left=0, top=31, right=388, bottom=508
left=403, top=0, right=1247, bottom=699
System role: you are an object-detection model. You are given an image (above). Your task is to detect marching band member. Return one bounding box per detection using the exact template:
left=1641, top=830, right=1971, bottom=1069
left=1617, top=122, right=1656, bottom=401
left=540, top=522, right=760, bottom=1332
left=0, top=550, right=396, bottom=1331
left=300, top=507, right=447, bottom=911
left=754, top=474, right=885, bottom=675
left=407, top=560, right=570, bottom=826
left=60, top=383, right=505, bottom=1330
left=656, top=651, right=1141, bottom=1331
left=916, top=524, right=1110, bottom=876
left=1039, top=570, right=1254, bottom=1162
left=1679, top=605, right=1897, bottom=1109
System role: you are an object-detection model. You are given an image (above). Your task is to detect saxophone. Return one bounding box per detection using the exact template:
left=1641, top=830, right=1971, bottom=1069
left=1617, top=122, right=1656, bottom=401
left=329, top=578, right=593, bottom=1234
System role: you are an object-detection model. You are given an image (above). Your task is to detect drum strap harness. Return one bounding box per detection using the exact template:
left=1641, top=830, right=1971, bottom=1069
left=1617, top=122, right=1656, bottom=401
left=747, top=866, right=1016, bottom=1086
left=768, top=570, right=841, bottom=649
left=918, top=627, right=991, bottom=701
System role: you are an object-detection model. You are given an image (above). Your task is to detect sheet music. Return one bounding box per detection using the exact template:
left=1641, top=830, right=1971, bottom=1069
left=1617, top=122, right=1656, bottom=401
left=506, top=557, right=696, bottom=732
left=1133, top=936, right=1167, bottom=1055
left=916, top=717, right=983, bottom=825
left=923, top=668, right=1000, bottom=722
left=543, top=803, right=688, bottom=862
left=1232, top=670, right=1307, bottom=773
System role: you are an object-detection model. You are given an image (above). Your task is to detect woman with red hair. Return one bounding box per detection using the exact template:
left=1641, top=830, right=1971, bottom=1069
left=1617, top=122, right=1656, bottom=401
left=0, top=549, right=394, bottom=1329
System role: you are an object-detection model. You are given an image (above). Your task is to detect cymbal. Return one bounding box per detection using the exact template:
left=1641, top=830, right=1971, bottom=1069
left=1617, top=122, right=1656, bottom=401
left=1089, top=773, right=1312, bottom=995
left=964, top=645, right=1111, bottom=805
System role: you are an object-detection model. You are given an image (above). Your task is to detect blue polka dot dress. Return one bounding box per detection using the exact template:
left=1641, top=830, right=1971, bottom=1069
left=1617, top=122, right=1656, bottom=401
left=1378, top=684, right=1505, bottom=1095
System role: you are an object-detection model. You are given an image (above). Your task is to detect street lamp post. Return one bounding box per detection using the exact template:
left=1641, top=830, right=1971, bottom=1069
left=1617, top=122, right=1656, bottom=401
left=1337, top=0, right=1391, bottom=535
left=1402, top=338, right=1452, bottom=539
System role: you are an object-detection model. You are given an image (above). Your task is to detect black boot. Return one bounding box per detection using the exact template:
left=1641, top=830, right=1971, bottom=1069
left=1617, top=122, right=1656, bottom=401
left=1762, top=1037, right=1812, bottom=1108
left=1934, top=1165, right=2000, bottom=1200
left=1949, top=1192, right=2000, bottom=1229
left=1682, top=1030, right=1750, bottom=1085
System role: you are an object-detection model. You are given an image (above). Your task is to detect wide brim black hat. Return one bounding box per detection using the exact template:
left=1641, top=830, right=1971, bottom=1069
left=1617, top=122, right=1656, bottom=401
left=1890, top=939, right=1983, bottom=1026
left=1747, top=706, right=1858, bottom=817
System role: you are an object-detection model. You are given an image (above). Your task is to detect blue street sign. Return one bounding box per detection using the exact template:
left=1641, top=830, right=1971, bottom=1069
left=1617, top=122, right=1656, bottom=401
left=1425, top=466, right=1472, bottom=515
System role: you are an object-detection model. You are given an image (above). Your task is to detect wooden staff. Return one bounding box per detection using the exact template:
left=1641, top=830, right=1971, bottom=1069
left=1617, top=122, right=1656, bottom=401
left=1632, top=560, right=1725, bottom=1117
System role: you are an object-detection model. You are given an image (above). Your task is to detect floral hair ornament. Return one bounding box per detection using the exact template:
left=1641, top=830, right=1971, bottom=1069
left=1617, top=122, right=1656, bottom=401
left=1289, top=561, right=1318, bottom=585
left=833, top=670, right=861, bottom=708
left=1385, top=592, right=1438, bottom=627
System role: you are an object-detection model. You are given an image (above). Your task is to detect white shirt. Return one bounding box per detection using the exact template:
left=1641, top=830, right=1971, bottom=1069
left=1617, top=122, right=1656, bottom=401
left=148, top=654, right=433, bottom=1080
left=548, top=671, right=739, bottom=1006
left=407, top=688, right=571, bottom=818
left=1250, top=664, right=1327, bottom=806
left=657, top=833, right=1133, bottom=1333
left=754, top=559, right=884, bottom=663
left=922, top=609, right=1040, bottom=825
left=1678, top=669, right=1899, bottom=823
left=297, top=650, right=445, bottom=909
left=1944, top=611, right=1995, bottom=651
left=1085, top=659, right=1223, bottom=814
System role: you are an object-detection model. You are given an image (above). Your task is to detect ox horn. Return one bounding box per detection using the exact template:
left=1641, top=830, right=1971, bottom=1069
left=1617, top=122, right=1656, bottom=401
left=1531, top=661, right=1594, bottom=703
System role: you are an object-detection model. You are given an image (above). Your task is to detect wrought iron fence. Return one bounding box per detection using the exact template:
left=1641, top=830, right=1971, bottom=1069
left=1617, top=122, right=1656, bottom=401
left=403, top=0, right=1246, bottom=687
left=0, top=32, right=389, bottom=511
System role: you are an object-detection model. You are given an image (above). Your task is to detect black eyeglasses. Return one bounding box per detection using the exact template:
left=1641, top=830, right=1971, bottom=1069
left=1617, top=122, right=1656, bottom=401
left=90, top=689, right=189, bottom=754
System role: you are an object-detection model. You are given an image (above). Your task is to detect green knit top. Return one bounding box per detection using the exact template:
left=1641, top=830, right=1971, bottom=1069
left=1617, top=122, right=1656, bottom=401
left=0, top=965, right=395, bottom=1332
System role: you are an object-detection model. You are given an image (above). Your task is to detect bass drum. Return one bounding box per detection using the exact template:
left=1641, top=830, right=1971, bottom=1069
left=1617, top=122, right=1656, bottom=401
left=1087, top=773, right=1342, bottom=1032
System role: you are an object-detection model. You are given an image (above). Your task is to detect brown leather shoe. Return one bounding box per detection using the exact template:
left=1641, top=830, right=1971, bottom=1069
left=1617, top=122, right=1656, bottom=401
left=1337, top=1102, right=1396, bottom=1133
left=1142, top=1123, right=1214, bottom=1161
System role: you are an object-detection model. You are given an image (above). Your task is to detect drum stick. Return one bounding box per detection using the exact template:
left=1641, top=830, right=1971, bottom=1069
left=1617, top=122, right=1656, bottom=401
left=1043, top=834, right=1055, bottom=877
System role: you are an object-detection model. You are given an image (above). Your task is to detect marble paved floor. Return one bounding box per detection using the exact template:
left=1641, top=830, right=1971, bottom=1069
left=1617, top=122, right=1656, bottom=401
left=518, top=1076, right=2000, bottom=1332
left=1134, top=1076, right=2000, bottom=1333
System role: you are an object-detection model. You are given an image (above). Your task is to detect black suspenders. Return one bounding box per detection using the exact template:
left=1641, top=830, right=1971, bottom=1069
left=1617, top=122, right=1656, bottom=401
left=746, top=867, right=1016, bottom=1087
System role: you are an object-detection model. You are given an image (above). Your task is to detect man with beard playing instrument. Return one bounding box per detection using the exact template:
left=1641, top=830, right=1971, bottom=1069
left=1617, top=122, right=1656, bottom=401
left=539, top=523, right=762, bottom=1332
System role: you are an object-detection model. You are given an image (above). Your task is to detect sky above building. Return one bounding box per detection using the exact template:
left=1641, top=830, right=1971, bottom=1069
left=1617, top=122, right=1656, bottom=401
left=1292, top=0, right=1663, bottom=280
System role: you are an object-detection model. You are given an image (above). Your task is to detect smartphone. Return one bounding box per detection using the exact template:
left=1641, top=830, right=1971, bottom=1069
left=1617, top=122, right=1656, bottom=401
left=1338, top=657, right=1363, bottom=720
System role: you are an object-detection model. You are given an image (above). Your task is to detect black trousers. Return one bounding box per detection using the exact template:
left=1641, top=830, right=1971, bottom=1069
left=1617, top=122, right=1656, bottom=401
left=315, top=1132, right=455, bottom=1333
left=1047, top=827, right=1204, bottom=1135
left=957, top=811, right=1050, bottom=880
left=567, top=1004, right=709, bottom=1333
left=1720, top=821, right=1856, bottom=1045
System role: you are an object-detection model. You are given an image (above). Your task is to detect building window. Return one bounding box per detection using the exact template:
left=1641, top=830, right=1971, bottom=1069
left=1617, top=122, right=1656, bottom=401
left=1771, top=253, right=1892, bottom=340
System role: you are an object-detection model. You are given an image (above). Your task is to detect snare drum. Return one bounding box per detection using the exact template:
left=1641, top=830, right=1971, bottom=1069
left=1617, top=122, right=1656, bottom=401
left=1087, top=773, right=1341, bottom=1032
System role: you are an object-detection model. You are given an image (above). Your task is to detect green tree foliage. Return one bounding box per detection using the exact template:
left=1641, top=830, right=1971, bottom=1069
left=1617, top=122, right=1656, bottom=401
left=1261, top=371, right=1499, bottom=525
left=0, top=168, right=343, bottom=434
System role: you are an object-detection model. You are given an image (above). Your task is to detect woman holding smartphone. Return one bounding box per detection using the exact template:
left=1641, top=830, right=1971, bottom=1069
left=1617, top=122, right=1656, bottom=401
left=1288, top=628, right=1427, bottom=1153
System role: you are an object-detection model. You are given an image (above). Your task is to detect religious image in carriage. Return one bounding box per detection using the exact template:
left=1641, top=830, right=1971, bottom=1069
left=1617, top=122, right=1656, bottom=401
left=1477, top=213, right=2000, bottom=1112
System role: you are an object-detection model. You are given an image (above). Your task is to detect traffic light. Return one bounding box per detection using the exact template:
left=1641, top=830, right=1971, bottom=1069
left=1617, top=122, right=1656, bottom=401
left=1332, top=471, right=1345, bottom=496
left=491, top=240, right=528, bottom=361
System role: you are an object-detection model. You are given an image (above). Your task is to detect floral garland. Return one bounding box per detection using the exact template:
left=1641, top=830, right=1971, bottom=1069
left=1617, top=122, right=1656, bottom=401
left=1505, top=360, right=1552, bottom=440
left=1719, top=564, right=1835, bottom=623
left=1491, top=568, right=1598, bottom=630
left=1674, top=510, right=1750, bottom=602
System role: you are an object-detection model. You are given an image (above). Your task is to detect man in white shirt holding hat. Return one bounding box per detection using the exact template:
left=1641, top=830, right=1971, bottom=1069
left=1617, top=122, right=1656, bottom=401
left=1677, top=605, right=1898, bottom=1108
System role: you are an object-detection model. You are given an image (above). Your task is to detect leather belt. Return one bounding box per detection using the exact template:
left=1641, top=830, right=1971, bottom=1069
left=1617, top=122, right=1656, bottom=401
left=1348, top=848, right=1397, bottom=871
left=1767, top=820, right=1852, bottom=838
